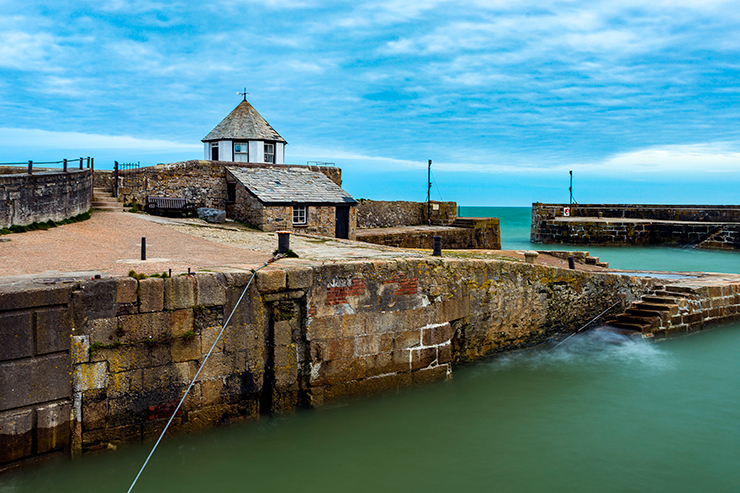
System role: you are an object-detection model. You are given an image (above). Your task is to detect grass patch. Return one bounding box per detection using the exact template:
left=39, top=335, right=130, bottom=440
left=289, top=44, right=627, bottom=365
left=1, top=209, right=92, bottom=235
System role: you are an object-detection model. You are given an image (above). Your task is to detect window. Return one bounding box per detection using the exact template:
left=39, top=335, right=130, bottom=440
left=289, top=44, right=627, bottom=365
left=233, top=142, right=249, bottom=162
left=293, top=205, right=307, bottom=225
left=211, top=142, right=219, bottom=161
left=264, top=143, right=275, bottom=163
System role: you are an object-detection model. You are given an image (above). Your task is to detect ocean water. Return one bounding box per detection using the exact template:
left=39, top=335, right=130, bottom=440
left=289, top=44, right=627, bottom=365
left=3, top=207, right=740, bottom=492
left=460, top=206, right=740, bottom=274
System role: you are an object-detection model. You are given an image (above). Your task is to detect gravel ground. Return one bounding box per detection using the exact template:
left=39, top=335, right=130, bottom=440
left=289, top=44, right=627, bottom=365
left=0, top=210, right=606, bottom=285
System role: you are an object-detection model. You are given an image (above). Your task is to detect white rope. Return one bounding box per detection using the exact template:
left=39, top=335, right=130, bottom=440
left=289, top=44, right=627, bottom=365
left=127, top=257, right=279, bottom=492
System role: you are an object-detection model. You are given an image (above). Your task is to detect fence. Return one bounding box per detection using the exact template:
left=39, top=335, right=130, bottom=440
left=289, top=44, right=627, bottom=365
left=0, top=157, right=94, bottom=174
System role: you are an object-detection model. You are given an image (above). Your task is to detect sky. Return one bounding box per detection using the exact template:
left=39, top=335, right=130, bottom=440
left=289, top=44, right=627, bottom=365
left=1, top=0, right=740, bottom=206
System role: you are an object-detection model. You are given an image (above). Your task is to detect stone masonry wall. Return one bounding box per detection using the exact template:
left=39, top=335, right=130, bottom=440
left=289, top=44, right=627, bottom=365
left=357, top=200, right=457, bottom=228
left=0, top=169, right=92, bottom=229
left=0, top=258, right=658, bottom=470
left=531, top=203, right=740, bottom=249
left=357, top=219, right=501, bottom=250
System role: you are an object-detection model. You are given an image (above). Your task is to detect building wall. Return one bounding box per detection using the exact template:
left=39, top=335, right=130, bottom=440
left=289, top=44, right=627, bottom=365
left=0, top=169, right=92, bottom=229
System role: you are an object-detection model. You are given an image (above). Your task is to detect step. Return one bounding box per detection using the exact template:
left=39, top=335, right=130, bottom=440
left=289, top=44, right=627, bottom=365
left=641, top=295, right=681, bottom=305
left=608, top=321, right=649, bottom=332
left=633, top=302, right=679, bottom=315
left=616, top=314, right=659, bottom=328
left=585, top=256, right=599, bottom=265
left=625, top=308, right=667, bottom=318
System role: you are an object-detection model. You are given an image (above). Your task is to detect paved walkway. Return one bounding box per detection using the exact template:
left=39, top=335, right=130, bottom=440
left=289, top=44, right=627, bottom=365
left=0, top=211, right=612, bottom=286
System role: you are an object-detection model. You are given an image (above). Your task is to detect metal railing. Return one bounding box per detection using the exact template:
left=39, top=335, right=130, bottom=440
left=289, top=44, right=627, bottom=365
left=0, top=157, right=94, bottom=174
left=113, top=161, right=140, bottom=198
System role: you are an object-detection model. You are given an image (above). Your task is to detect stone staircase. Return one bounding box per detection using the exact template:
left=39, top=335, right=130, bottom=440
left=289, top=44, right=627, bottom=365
left=92, top=187, right=125, bottom=212
left=610, top=292, right=681, bottom=334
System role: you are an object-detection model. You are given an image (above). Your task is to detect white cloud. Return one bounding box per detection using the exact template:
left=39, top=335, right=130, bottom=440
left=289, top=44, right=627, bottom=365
left=0, top=128, right=202, bottom=151
left=0, top=31, right=60, bottom=71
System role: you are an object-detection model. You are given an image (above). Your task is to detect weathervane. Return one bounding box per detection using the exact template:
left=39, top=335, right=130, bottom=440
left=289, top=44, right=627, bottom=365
left=237, top=87, right=249, bottom=101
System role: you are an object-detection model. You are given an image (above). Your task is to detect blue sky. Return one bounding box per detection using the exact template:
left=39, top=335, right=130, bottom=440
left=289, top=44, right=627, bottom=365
left=2, top=0, right=740, bottom=205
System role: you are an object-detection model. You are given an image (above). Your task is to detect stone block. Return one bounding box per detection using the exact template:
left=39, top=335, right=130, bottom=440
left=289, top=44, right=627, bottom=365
left=324, top=357, right=366, bottom=385
left=412, top=365, right=450, bottom=384
left=200, top=378, right=224, bottom=406
left=197, top=207, right=226, bottom=223
left=104, top=345, right=151, bottom=373
left=422, top=322, right=453, bottom=346
left=164, top=276, right=197, bottom=310
left=116, top=278, right=138, bottom=304
left=392, top=349, right=412, bottom=372
left=105, top=423, right=141, bottom=445
left=0, top=312, right=33, bottom=360
left=354, top=335, right=380, bottom=356
left=0, top=354, right=72, bottom=411
left=329, top=338, right=355, bottom=360
left=286, top=267, right=313, bottom=290
left=143, top=362, right=195, bottom=389
left=171, top=337, right=201, bottom=362
left=108, top=369, right=143, bottom=398
left=82, top=391, right=107, bottom=431
left=75, top=279, right=118, bottom=320
left=117, top=312, right=170, bottom=343
left=273, top=320, right=294, bottom=347
left=74, top=361, right=108, bottom=392
left=85, top=317, right=118, bottom=345
left=197, top=273, right=227, bottom=306
left=256, top=268, right=286, bottom=294
left=273, top=344, right=298, bottom=389
left=0, top=408, right=33, bottom=463
left=345, top=373, right=400, bottom=397
left=440, top=296, right=471, bottom=322
left=307, top=316, right=343, bottom=341
left=36, top=401, right=71, bottom=453
left=36, top=307, right=73, bottom=355
left=394, top=329, right=421, bottom=350
left=196, top=352, right=245, bottom=380
left=138, top=278, right=164, bottom=313
left=0, top=285, right=70, bottom=312
left=71, top=335, right=89, bottom=364
left=168, top=309, right=195, bottom=338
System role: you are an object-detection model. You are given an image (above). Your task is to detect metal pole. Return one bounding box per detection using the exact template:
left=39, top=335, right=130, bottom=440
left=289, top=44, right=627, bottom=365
left=63, top=159, right=67, bottom=172
left=86, top=157, right=90, bottom=168
left=114, top=161, right=119, bottom=198
left=141, top=237, right=146, bottom=261
left=90, top=157, right=94, bottom=170
left=427, top=159, right=432, bottom=225
left=27, top=160, right=32, bottom=175
left=569, top=170, right=573, bottom=207
left=79, top=157, right=83, bottom=169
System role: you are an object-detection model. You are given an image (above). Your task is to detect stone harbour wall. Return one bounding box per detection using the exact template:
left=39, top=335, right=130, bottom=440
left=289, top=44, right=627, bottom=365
left=357, top=200, right=457, bottom=228
left=532, top=203, right=740, bottom=249
left=0, top=258, right=659, bottom=471
left=357, top=218, right=501, bottom=250
left=0, top=169, right=92, bottom=229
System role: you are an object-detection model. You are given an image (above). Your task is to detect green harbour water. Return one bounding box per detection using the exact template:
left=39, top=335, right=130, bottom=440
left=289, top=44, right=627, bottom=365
left=3, top=207, right=740, bottom=492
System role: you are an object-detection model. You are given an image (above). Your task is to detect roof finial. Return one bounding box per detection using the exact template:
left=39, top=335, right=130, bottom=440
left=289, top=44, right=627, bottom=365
left=237, top=87, right=249, bottom=102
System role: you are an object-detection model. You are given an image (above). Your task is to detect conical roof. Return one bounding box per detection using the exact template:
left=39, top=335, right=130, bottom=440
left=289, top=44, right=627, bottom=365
left=202, top=100, right=286, bottom=143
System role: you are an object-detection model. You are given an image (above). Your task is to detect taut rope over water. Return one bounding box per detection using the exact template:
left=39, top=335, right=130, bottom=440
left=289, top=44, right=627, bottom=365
left=127, top=255, right=283, bottom=493
left=551, top=300, right=621, bottom=350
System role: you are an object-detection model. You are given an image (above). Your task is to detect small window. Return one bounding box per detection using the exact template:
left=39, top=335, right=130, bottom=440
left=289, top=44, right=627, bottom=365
left=293, top=205, right=307, bottom=225
left=234, top=142, right=249, bottom=162
left=264, top=143, right=275, bottom=163
left=227, top=182, right=236, bottom=202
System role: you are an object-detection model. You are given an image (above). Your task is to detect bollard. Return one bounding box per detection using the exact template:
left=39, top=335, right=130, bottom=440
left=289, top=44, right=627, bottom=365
left=433, top=235, right=442, bottom=256
left=568, top=255, right=576, bottom=270
left=141, top=237, right=146, bottom=261
left=277, top=231, right=290, bottom=254
left=27, top=160, right=32, bottom=175
left=524, top=251, right=539, bottom=264
left=63, top=159, right=67, bottom=172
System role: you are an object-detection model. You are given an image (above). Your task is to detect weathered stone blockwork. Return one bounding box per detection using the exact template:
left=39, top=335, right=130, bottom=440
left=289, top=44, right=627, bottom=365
left=0, top=169, right=92, bottom=229
left=357, top=218, right=501, bottom=250
left=357, top=200, right=457, bottom=228
left=0, top=258, right=664, bottom=471
left=531, top=203, right=740, bottom=249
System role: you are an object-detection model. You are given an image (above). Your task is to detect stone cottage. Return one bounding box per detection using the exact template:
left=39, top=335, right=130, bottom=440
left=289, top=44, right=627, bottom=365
left=202, top=98, right=287, bottom=164
left=226, top=166, right=357, bottom=239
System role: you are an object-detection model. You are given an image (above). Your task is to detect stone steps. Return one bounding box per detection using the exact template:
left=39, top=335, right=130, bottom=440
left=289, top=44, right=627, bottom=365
left=93, top=187, right=124, bottom=212
left=609, top=291, right=683, bottom=334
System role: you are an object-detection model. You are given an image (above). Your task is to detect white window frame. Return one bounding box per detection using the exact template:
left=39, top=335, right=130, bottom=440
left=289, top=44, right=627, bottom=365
left=233, top=142, right=249, bottom=162
left=292, top=205, right=307, bottom=225
left=264, top=143, right=275, bottom=163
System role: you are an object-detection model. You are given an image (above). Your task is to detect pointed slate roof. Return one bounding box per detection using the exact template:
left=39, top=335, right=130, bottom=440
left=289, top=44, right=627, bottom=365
left=202, top=100, right=287, bottom=143
left=227, top=166, right=357, bottom=205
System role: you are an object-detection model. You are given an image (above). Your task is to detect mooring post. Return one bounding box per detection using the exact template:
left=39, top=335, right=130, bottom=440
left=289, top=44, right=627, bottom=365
left=141, top=237, right=146, bottom=261
left=63, top=159, right=67, bottom=172
left=27, top=160, right=32, bottom=175
left=568, top=255, right=576, bottom=270
left=90, top=157, right=94, bottom=170
left=79, top=157, right=83, bottom=169
left=277, top=231, right=290, bottom=254
left=433, top=235, right=442, bottom=256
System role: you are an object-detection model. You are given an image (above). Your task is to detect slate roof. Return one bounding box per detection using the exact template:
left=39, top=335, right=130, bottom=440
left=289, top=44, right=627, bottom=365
left=202, top=100, right=287, bottom=143
left=228, top=166, right=357, bottom=205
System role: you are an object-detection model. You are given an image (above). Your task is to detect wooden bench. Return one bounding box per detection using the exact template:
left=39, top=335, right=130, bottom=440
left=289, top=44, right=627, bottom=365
left=146, top=196, right=195, bottom=217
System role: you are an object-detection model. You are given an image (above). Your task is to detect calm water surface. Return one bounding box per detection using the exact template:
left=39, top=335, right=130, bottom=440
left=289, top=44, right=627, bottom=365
left=3, top=207, right=740, bottom=492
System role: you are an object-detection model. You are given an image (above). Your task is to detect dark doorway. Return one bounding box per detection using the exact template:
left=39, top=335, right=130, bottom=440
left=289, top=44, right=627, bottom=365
left=335, top=206, right=349, bottom=239
left=211, top=143, right=219, bottom=161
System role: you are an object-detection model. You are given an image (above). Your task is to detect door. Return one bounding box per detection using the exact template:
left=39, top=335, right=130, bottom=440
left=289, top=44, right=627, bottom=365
left=211, top=143, right=219, bottom=161
left=335, top=206, right=349, bottom=239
